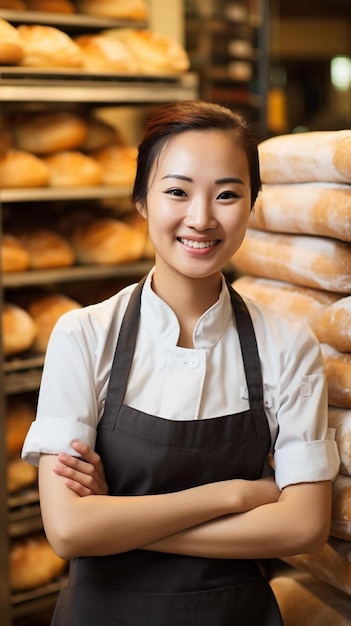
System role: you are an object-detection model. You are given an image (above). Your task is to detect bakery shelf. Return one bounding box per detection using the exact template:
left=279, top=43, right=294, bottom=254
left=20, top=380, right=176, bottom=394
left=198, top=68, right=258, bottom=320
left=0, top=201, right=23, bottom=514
left=0, top=8, right=147, bottom=31
left=8, top=489, right=42, bottom=538
left=11, top=578, right=66, bottom=618
left=0, top=68, right=199, bottom=104
left=1, top=185, right=133, bottom=204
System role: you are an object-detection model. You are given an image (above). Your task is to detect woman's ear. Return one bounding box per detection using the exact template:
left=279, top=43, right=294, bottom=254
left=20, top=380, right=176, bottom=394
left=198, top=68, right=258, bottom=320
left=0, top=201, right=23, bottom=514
left=136, top=201, right=147, bottom=219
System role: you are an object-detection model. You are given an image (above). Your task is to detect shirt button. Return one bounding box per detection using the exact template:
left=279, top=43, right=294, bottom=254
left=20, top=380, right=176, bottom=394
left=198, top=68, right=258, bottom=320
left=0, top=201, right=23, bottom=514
left=188, top=356, right=199, bottom=368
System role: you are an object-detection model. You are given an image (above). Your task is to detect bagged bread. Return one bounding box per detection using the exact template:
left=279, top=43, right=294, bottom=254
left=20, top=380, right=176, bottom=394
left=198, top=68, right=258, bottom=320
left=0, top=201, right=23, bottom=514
left=232, top=229, right=351, bottom=294
left=319, top=296, right=351, bottom=352
left=232, top=275, right=339, bottom=339
left=1, top=234, right=30, bottom=273
left=2, top=303, right=37, bottom=356
left=270, top=572, right=351, bottom=626
left=14, top=111, right=88, bottom=155
left=75, top=0, right=148, bottom=21
left=328, top=407, right=351, bottom=477
left=18, top=228, right=76, bottom=269
left=322, top=345, right=351, bottom=409
left=18, top=24, right=83, bottom=68
left=252, top=183, right=351, bottom=242
left=331, top=474, right=351, bottom=541
left=258, top=130, right=351, bottom=184
left=0, top=150, right=49, bottom=188
left=44, top=150, right=103, bottom=187
left=27, top=293, right=81, bottom=353
left=0, top=18, right=24, bottom=64
left=71, top=218, right=145, bottom=265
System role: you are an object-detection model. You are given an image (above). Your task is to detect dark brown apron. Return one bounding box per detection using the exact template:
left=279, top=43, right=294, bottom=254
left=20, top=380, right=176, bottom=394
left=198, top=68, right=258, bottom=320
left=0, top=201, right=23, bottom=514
left=51, top=277, right=283, bottom=625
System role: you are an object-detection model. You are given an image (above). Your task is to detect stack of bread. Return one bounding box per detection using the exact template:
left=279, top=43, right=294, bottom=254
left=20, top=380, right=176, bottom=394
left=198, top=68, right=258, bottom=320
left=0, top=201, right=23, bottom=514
left=0, top=0, right=148, bottom=20
left=231, top=129, right=351, bottom=622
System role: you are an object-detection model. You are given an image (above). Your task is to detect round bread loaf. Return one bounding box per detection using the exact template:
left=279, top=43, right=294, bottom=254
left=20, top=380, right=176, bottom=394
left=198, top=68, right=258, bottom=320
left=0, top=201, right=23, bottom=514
left=0, top=18, right=24, bottom=64
left=44, top=150, right=103, bottom=187
left=319, top=296, right=351, bottom=352
left=10, top=534, right=66, bottom=591
left=0, top=150, right=49, bottom=188
left=18, top=228, right=76, bottom=269
left=105, top=28, right=190, bottom=74
left=26, top=0, right=76, bottom=12
left=2, top=303, right=37, bottom=356
left=27, top=293, right=81, bottom=353
left=80, top=117, right=121, bottom=152
left=93, top=144, right=137, bottom=187
left=18, top=24, right=83, bottom=68
left=75, top=33, right=140, bottom=73
left=75, top=0, right=148, bottom=21
left=71, top=218, right=145, bottom=265
left=7, top=457, right=38, bottom=493
left=6, top=396, right=35, bottom=457
left=14, top=111, right=88, bottom=154
left=1, top=234, right=30, bottom=273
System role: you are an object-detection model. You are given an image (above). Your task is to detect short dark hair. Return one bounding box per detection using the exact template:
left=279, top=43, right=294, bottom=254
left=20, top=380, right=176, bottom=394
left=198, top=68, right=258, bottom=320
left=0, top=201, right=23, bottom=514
left=132, top=100, right=261, bottom=209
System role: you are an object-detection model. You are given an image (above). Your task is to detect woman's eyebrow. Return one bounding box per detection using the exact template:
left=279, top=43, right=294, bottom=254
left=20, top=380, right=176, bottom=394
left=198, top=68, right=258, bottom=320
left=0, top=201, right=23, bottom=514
left=161, top=174, right=192, bottom=182
left=215, top=177, right=244, bottom=185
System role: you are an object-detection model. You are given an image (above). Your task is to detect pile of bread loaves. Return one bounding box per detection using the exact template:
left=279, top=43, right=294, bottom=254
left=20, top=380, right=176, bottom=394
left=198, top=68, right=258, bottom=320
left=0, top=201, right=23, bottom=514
left=0, top=14, right=190, bottom=74
left=0, top=0, right=148, bottom=20
left=231, top=129, right=351, bottom=623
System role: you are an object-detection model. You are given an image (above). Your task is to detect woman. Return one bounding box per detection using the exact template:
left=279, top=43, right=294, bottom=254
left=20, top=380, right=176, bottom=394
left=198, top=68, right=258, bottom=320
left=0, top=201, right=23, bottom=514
left=22, top=100, right=339, bottom=625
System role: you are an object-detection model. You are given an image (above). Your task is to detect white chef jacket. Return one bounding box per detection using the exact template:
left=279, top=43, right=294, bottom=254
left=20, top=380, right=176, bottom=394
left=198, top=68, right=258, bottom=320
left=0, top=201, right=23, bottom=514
left=22, top=269, right=340, bottom=489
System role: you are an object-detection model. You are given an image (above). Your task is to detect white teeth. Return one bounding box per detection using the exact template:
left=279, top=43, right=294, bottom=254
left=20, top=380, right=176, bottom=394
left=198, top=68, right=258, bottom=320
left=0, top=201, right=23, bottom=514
left=180, top=238, right=217, bottom=249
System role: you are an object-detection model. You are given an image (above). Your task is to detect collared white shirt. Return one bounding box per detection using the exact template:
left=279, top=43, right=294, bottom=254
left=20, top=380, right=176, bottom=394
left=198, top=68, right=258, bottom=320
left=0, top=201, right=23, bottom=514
left=22, top=270, right=340, bottom=489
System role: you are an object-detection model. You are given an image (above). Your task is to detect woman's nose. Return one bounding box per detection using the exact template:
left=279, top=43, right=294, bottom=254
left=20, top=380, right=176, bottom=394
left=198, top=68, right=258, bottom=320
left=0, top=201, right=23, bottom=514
left=183, top=198, right=217, bottom=230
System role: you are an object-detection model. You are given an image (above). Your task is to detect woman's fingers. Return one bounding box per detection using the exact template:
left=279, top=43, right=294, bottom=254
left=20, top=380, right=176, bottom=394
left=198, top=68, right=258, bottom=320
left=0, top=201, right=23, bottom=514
left=53, top=444, right=109, bottom=496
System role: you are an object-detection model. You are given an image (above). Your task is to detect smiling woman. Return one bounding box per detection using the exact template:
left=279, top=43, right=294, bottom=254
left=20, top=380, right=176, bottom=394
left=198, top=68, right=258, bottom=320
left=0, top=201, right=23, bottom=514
left=22, top=100, right=339, bottom=626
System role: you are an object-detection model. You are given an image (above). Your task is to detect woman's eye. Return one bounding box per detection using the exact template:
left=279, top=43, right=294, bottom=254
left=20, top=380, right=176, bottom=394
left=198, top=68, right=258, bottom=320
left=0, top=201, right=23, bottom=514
left=166, top=188, right=187, bottom=197
left=217, top=190, right=239, bottom=200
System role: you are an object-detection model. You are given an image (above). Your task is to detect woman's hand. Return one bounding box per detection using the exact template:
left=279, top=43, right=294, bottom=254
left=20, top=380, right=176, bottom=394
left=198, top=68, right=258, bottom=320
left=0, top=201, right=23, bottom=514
left=53, top=441, right=108, bottom=496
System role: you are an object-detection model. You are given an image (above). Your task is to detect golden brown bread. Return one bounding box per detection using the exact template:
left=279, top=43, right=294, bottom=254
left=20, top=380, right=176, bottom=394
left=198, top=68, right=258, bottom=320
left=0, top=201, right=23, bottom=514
left=259, top=130, right=351, bottom=184
left=328, top=407, right=351, bottom=477
left=0, top=18, right=24, bottom=64
left=27, top=293, right=81, bottom=353
left=124, top=211, right=154, bottom=259
left=6, top=396, right=35, bottom=457
left=232, top=275, right=339, bottom=339
left=92, top=144, right=137, bottom=187
left=25, top=0, right=76, bottom=12
left=10, top=533, right=67, bottom=591
left=14, top=111, right=88, bottom=155
left=105, top=28, right=190, bottom=74
left=331, top=474, right=351, bottom=541
left=44, top=150, right=103, bottom=187
left=252, top=183, right=351, bottom=242
left=71, top=218, right=145, bottom=265
left=270, top=572, right=351, bottom=626
left=283, top=536, right=351, bottom=596
left=319, top=296, right=351, bottom=353
left=80, top=116, right=121, bottom=153
left=232, top=229, right=351, bottom=294
left=18, top=24, right=83, bottom=68
left=1, top=234, right=30, bottom=273
left=75, top=0, right=148, bottom=21
left=0, top=150, right=49, bottom=188
left=75, top=33, right=140, bottom=73
left=0, top=0, right=26, bottom=8
left=18, top=228, right=76, bottom=269
left=2, top=303, right=37, bottom=356
left=7, top=457, right=37, bottom=493
left=322, top=345, right=351, bottom=409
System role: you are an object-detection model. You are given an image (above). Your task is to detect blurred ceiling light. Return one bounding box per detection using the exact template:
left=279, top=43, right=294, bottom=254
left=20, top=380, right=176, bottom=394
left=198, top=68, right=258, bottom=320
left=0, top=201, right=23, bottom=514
left=331, top=56, right=351, bottom=90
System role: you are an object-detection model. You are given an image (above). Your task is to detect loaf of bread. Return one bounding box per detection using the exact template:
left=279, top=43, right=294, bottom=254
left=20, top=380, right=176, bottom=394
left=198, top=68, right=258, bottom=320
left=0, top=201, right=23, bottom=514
left=71, top=218, right=145, bottom=265
left=6, top=396, right=35, bottom=457
left=18, top=228, right=76, bottom=269
left=0, top=18, right=24, bottom=64
left=331, top=474, right=351, bottom=541
left=0, top=150, right=49, bottom=188
left=319, top=297, right=351, bottom=353
left=44, top=150, right=103, bottom=187
left=92, top=144, right=137, bottom=187
left=252, top=182, right=351, bottom=242
left=232, top=229, right=351, bottom=294
left=258, top=130, right=351, bottom=184
left=270, top=572, right=351, bottom=626
left=75, top=33, right=140, bottom=74
left=283, top=536, right=351, bottom=595
left=26, top=0, right=76, bottom=12
left=0, top=1, right=26, bottom=8
left=1, top=234, right=30, bottom=273
left=80, top=116, right=121, bottom=152
left=2, top=303, right=37, bottom=356
left=322, top=345, right=351, bottom=409
left=14, top=111, right=88, bottom=155
left=10, top=533, right=67, bottom=591
left=232, top=275, right=339, bottom=339
left=124, top=211, right=154, bottom=259
left=105, top=28, right=190, bottom=74
left=18, top=24, right=83, bottom=68
left=7, top=456, right=37, bottom=493
left=27, top=293, right=81, bottom=353
left=328, top=407, right=351, bottom=477
left=75, top=0, right=148, bottom=21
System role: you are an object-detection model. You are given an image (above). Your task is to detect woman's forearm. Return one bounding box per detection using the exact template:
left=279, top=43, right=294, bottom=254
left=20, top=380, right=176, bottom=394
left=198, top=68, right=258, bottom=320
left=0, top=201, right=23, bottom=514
left=39, top=456, right=280, bottom=560
left=143, top=481, right=332, bottom=560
